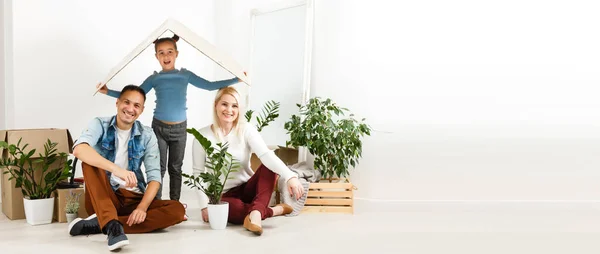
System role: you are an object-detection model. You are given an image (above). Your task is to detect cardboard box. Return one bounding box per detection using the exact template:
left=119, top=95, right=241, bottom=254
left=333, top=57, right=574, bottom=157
left=0, top=129, right=73, bottom=220
left=250, top=146, right=299, bottom=172
left=53, top=187, right=88, bottom=223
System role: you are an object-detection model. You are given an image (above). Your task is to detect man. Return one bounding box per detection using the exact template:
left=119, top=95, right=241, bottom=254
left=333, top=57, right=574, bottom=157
left=69, top=85, right=185, bottom=251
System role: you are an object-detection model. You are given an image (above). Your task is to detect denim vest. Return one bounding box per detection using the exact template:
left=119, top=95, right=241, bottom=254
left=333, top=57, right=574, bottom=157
left=73, top=116, right=161, bottom=193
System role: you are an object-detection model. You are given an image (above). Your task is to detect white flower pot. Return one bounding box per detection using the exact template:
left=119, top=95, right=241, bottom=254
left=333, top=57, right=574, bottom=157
left=207, top=202, right=229, bottom=230
left=23, top=197, right=55, bottom=226
left=66, top=213, right=78, bottom=224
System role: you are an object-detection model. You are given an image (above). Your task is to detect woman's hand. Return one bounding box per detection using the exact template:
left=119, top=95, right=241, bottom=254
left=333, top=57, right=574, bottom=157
left=287, top=177, right=304, bottom=200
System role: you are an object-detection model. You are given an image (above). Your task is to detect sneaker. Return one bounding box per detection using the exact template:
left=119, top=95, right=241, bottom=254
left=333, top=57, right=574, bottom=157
left=68, top=214, right=102, bottom=236
left=105, top=220, right=129, bottom=251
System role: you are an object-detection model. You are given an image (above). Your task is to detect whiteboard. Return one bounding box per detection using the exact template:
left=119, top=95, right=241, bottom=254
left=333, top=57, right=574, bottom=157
left=249, top=4, right=308, bottom=147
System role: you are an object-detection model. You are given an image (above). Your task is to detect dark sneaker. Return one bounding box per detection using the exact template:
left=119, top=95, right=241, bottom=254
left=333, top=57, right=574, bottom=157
left=68, top=214, right=102, bottom=236
left=105, top=220, right=129, bottom=251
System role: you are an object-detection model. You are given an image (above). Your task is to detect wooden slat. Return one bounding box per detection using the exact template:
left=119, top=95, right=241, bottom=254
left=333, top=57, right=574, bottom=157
left=307, top=191, right=352, bottom=198
left=308, top=182, right=353, bottom=189
left=302, top=206, right=353, bottom=214
left=305, top=198, right=353, bottom=206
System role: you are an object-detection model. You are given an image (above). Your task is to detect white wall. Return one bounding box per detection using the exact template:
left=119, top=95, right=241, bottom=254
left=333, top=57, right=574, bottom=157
left=216, top=0, right=600, bottom=201
left=9, top=0, right=239, bottom=181
left=2, top=0, right=13, bottom=130
left=6, top=0, right=600, bottom=203
left=1, top=0, right=6, bottom=129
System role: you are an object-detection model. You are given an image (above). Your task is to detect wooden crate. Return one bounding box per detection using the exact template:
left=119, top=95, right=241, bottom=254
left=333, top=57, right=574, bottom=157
left=302, top=182, right=354, bottom=214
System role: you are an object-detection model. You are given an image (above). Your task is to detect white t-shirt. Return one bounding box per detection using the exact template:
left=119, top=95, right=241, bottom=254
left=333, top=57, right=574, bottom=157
left=110, top=127, right=141, bottom=194
left=192, top=123, right=297, bottom=208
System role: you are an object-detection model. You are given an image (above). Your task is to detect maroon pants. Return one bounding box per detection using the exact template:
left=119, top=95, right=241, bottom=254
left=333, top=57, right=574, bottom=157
left=221, top=164, right=277, bottom=224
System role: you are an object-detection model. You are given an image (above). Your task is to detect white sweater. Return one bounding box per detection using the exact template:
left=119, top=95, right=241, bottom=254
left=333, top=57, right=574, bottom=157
left=192, top=123, right=297, bottom=209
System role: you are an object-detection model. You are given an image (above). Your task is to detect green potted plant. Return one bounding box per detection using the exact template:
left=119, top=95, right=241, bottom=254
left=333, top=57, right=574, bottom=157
left=284, top=97, right=372, bottom=182
left=182, top=128, right=239, bottom=230
left=65, top=190, right=82, bottom=224
left=245, top=100, right=282, bottom=171
left=0, top=138, right=72, bottom=225
left=245, top=100, right=280, bottom=132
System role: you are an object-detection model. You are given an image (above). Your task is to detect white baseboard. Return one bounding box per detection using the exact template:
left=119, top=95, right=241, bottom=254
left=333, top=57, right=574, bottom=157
left=353, top=198, right=600, bottom=213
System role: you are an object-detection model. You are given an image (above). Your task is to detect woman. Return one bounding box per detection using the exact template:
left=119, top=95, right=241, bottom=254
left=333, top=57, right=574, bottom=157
left=192, top=87, right=304, bottom=235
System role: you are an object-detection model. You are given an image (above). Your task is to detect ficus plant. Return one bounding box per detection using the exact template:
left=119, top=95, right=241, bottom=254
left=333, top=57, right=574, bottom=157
left=284, top=97, right=371, bottom=181
left=182, top=128, right=240, bottom=205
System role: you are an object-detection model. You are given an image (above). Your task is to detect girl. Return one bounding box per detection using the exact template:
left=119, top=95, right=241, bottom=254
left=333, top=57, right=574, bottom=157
left=192, top=87, right=303, bottom=236
left=97, top=35, right=243, bottom=201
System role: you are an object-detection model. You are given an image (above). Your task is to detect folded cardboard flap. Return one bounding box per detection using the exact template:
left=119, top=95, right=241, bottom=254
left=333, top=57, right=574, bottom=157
left=1, top=129, right=74, bottom=220
left=4, top=129, right=73, bottom=155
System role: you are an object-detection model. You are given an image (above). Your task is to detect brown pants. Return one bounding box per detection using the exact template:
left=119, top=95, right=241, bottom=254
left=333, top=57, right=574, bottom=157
left=82, top=162, right=185, bottom=234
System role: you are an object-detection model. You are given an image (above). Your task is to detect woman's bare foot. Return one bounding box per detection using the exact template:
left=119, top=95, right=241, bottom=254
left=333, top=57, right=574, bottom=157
left=270, top=204, right=293, bottom=216
left=244, top=210, right=263, bottom=235
left=270, top=206, right=284, bottom=216
left=249, top=210, right=262, bottom=227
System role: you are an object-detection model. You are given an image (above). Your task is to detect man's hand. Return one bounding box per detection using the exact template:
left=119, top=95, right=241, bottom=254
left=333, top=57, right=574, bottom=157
left=127, top=208, right=147, bottom=226
left=113, top=168, right=137, bottom=188
left=201, top=208, right=209, bottom=222
left=287, top=177, right=304, bottom=200
left=96, top=82, right=108, bottom=94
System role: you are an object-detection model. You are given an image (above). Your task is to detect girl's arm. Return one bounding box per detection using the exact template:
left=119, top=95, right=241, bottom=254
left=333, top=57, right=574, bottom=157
left=185, top=68, right=239, bottom=91
left=104, top=74, right=155, bottom=98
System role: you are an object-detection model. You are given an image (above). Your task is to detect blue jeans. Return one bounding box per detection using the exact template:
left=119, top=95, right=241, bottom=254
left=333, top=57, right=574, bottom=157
left=152, top=118, right=187, bottom=201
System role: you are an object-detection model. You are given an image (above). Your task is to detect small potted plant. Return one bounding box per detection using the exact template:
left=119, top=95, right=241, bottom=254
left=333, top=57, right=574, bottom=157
left=182, top=128, right=239, bottom=230
left=65, top=190, right=82, bottom=224
left=0, top=138, right=72, bottom=225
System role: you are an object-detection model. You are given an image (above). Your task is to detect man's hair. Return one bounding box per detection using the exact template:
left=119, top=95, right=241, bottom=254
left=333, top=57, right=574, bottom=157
left=119, top=85, right=146, bottom=102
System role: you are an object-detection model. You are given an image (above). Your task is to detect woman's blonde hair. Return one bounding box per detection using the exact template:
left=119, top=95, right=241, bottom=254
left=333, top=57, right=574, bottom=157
left=211, top=86, right=245, bottom=141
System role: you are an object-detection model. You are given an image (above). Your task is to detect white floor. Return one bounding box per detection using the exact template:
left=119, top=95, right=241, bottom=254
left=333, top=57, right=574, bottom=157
left=1, top=189, right=600, bottom=254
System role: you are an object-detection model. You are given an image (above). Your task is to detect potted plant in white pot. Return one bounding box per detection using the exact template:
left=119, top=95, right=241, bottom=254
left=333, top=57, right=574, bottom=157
left=0, top=138, right=72, bottom=225
left=65, top=190, right=81, bottom=224
left=244, top=100, right=280, bottom=132
left=284, top=97, right=372, bottom=182
left=182, top=128, right=239, bottom=230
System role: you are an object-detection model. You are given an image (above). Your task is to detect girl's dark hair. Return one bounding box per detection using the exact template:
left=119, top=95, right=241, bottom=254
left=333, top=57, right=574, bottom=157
left=153, top=34, right=179, bottom=52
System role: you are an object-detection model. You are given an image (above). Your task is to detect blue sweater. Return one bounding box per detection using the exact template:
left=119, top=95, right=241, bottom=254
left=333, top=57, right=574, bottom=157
left=108, top=68, right=238, bottom=122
